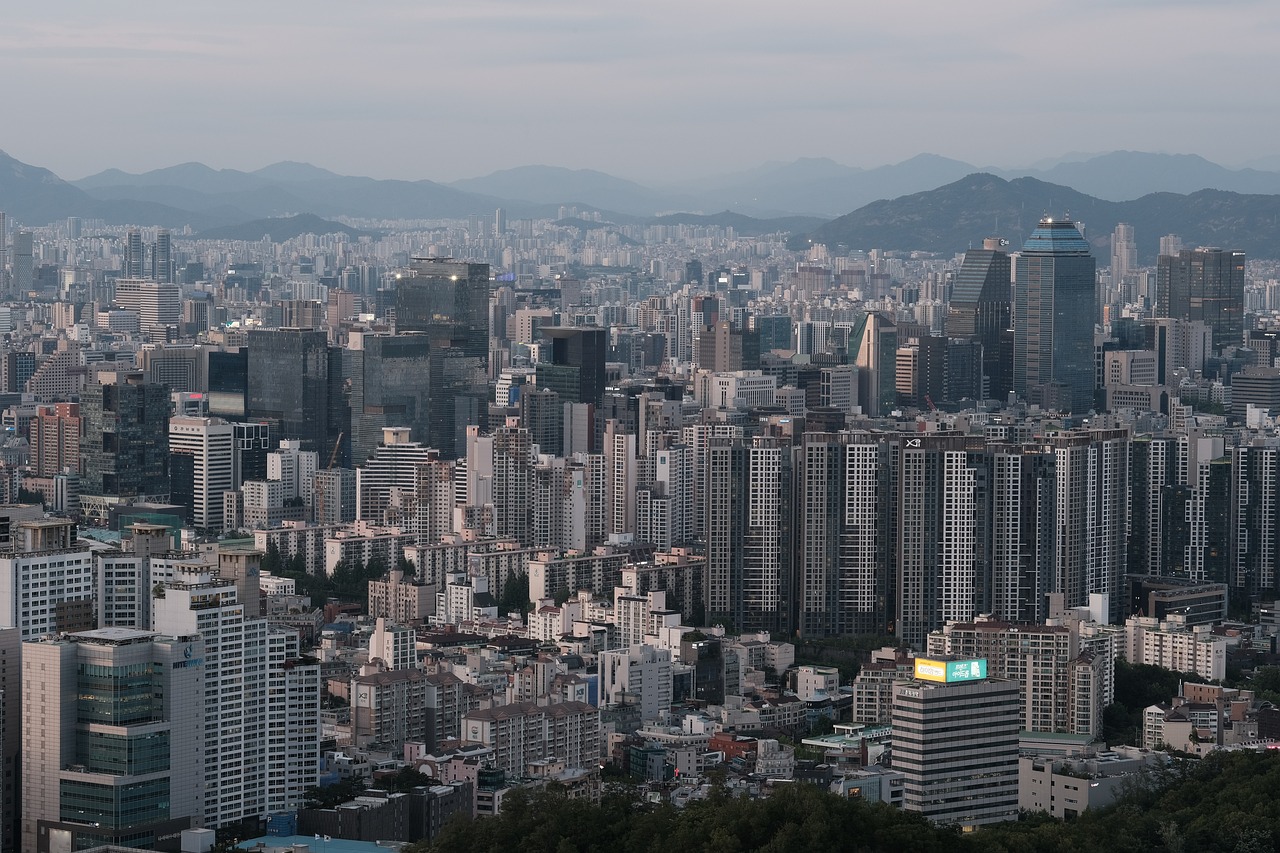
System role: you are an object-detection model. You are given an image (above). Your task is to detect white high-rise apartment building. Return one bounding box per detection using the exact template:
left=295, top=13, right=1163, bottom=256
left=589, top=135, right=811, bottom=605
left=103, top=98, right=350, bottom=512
left=599, top=644, right=673, bottom=721
left=152, top=569, right=316, bottom=827
left=0, top=519, right=94, bottom=639
left=268, top=440, right=319, bottom=505
left=359, top=427, right=434, bottom=525
left=266, top=626, right=320, bottom=814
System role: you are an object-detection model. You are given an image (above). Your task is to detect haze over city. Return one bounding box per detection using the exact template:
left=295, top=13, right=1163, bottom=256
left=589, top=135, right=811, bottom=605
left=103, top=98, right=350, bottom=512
left=6, top=3, right=1280, bottom=852
left=4, top=0, right=1280, bottom=182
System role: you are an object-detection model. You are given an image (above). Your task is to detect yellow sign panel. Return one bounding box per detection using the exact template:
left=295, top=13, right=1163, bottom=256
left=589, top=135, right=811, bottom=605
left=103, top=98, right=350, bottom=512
left=914, top=658, right=948, bottom=682
left=913, top=657, right=988, bottom=683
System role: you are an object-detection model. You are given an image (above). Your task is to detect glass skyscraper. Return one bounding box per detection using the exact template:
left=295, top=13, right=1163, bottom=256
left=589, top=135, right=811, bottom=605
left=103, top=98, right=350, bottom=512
left=395, top=259, right=491, bottom=458
left=1155, top=247, right=1246, bottom=353
left=949, top=238, right=1012, bottom=400
left=1013, top=218, right=1097, bottom=414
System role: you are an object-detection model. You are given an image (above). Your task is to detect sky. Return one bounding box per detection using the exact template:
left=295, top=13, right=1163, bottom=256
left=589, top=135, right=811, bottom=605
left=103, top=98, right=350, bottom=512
left=2, top=0, right=1279, bottom=184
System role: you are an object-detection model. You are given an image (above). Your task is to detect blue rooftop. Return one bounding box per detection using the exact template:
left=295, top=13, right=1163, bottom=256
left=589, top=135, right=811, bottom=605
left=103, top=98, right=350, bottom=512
left=1021, top=218, right=1092, bottom=255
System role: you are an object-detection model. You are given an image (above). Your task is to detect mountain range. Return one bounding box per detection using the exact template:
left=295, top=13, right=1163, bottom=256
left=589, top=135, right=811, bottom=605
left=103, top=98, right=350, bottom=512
left=794, top=173, right=1280, bottom=261
left=5, top=149, right=1280, bottom=256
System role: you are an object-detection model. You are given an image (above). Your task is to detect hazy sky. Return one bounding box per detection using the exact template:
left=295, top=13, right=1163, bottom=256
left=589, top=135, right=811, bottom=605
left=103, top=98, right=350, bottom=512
left=3, top=0, right=1278, bottom=183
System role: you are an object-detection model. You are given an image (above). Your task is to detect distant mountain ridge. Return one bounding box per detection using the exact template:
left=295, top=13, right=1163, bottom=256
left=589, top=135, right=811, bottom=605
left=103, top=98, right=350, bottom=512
left=796, top=173, right=1280, bottom=261
left=198, top=213, right=372, bottom=242
left=4, top=149, right=1280, bottom=254
left=64, top=149, right=1280, bottom=222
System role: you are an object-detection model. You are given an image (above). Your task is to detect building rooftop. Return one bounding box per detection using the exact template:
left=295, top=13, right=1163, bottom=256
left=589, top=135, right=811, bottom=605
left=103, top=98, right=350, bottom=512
left=70, top=627, right=158, bottom=645
left=237, top=836, right=390, bottom=853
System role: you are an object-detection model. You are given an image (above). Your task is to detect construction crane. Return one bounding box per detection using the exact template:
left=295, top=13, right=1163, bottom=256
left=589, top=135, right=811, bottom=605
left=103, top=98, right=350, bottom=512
left=314, top=432, right=344, bottom=524
left=327, top=432, right=344, bottom=469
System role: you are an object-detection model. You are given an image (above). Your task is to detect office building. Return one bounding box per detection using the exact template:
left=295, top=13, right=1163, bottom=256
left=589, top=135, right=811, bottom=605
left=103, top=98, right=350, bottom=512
left=948, top=238, right=1012, bottom=399
left=21, top=628, right=204, bottom=853
left=114, top=279, right=181, bottom=339
left=536, top=327, right=607, bottom=407
left=1156, top=247, right=1245, bottom=352
left=168, top=417, right=235, bottom=534
left=892, top=663, right=1020, bottom=827
left=1111, top=223, right=1136, bottom=285
left=395, top=259, right=490, bottom=458
left=79, top=372, right=171, bottom=519
left=345, top=332, right=432, bottom=465
left=153, top=229, right=172, bottom=283
left=124, top=229, right=145, bottom=278
left=246, top=327, right=340, bottom=458
left=11, top=232, right=32, bottom=296
left=30, top=403, right=81, bottom=478
left=1013, top=217, right=1097, bottom=413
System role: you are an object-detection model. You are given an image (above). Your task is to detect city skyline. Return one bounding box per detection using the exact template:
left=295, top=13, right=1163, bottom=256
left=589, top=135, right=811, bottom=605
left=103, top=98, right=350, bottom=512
left=2, top=1, right=1280, bottom=183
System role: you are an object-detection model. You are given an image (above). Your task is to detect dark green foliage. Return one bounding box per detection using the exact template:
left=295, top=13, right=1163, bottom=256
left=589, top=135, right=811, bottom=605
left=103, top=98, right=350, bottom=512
left=1104, top=659, right=1205, bottom=746
left=498, top=573, right=531, bottom=615
left=1245, top=666, right=1280, bottom=705
left=266, top=542, right=389, bottom=606
left=792, top=634, right=899, bottom=680
left=413, top=784, right=954, bottom=853
left=409, top=752, right=1280, bottom=853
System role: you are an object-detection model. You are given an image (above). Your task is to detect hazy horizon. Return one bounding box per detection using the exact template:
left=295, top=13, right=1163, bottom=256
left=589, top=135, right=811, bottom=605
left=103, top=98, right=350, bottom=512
left=4, top=1, right=1279, bottom=184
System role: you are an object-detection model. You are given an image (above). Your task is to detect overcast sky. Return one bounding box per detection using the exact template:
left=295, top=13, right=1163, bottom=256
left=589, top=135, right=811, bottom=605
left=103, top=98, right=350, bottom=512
left=3, top=0, right=1278, bottom=183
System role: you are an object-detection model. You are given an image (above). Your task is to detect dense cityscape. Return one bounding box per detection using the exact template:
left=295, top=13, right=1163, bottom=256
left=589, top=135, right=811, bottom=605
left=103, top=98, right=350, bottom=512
left=0, top=143, right=1277, bottom=853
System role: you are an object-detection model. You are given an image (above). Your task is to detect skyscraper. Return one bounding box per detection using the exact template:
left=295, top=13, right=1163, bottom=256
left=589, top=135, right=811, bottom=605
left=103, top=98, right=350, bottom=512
left=949, top=239, right=1013, bottom=400
left=344, top=331, right=432, bottom=464
left=246, top=327, right=335, bottom=457
left=153, top=228, right=172, bottom=283
left=798, top=432, right=894, bottom=638
left=10, top=232, right=32, bottom=296
left=79, top=372, right=171, bottom=516
left=536, top=327, right=608, bottom=407
left=896, top=434, right=983, bottom=649
left=168, top=416, right=235, bottom=534
left=1155, top=247, right=1246, bottom=352
left=1013, top=217, right=1097, bottom=413
left=706, top=436, right=797, bottom=634
left=124, top=228, right=145, bottom=279
left=1110, top=222, right=1136, bottom=284
left=395, top=259, right=490, bottom=457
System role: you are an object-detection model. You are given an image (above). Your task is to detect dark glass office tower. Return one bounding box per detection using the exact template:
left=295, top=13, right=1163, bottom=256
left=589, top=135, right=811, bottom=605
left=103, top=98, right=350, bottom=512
left=1013, top=218, right=1097, bottom=413
left=396, top=259, right=490, bottom=458
left=246, top=327, right=331, bottom=455
left=1155, top=247, right=1245, bottom=353
left=345, top=332, right=431, bottom=464
left=207, top=349, right=248, bottom=419
left=536, top=327, right=607, bottom=407
left=948, top=238, right=1012, bottom=400
left=81, top=373, right=170, bottom=500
